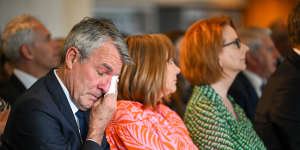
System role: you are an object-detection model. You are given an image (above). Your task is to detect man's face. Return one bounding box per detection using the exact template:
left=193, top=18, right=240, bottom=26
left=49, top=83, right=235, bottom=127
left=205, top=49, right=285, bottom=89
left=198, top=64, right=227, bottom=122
left=30, top=23, right=60, bottom=71
left=69, top=40, right=123, bottom=111
left=256, top=36, right=279, bottom=78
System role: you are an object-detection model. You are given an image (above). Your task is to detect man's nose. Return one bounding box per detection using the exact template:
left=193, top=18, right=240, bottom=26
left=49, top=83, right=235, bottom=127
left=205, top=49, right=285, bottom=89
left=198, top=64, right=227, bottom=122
left=98, top=76, right=112, bottom=94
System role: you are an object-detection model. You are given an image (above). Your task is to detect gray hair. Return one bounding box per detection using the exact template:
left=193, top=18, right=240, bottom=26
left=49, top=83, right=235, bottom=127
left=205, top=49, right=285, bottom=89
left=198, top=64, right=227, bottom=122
left=1, top=14, right=42, bottom=62
left=238, top=27, right=272, bottom=54
left=63, top=17, right=130, bottom=64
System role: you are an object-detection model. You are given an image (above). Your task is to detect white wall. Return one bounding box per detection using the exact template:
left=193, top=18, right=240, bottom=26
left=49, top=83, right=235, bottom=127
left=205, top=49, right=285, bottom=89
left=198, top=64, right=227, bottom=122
left=0, top=0, right=92, bottom=38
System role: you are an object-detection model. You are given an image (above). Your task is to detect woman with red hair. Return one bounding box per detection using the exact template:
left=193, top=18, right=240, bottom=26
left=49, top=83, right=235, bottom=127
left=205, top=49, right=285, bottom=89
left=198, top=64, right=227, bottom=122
left=181, top=16, right=266, bottom=149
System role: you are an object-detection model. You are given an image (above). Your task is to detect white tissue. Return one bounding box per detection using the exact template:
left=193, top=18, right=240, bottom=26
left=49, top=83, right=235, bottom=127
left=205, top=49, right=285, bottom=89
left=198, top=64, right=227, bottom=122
left=105, top=75, right=119, bottom=96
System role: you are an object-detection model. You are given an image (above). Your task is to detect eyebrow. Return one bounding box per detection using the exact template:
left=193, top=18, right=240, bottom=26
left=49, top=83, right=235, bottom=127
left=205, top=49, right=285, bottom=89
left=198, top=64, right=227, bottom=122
left=102, top=63, right=113, bottom=72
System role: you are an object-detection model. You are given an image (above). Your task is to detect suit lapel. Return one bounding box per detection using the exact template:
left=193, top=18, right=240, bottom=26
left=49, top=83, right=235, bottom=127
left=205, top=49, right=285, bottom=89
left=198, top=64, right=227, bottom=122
left=240, top=72, right=259, bottom=101
left=44, top=70, right=81, bottom=140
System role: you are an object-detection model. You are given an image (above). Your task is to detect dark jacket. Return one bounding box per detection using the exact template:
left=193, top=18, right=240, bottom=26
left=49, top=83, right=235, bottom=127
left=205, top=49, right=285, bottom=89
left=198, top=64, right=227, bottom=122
left=0, top=74, right=26, bottom=105
left=229, top=72, right=259, bottom=122
left=255, top=49, right=300, bottom=150
left=1, top=70, right=109, bottom=150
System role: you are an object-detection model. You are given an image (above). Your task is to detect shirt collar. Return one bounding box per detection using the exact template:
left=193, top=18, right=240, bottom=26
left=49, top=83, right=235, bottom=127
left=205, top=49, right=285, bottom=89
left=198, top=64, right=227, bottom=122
left=13, top=68, right=37, bottom=89
left=243, top=70, right=265, bottom=97
left=54, top=69, right=78, bottom=115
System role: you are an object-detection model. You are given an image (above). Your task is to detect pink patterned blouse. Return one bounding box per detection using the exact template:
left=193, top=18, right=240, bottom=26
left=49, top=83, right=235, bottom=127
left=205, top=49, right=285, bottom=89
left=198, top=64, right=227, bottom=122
left=106, top=100, right=198, bottom=150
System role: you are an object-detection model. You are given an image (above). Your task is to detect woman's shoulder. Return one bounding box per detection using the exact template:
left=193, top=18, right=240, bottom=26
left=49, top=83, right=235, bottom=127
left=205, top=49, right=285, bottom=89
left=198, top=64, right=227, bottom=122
left=112, top=100, right=149, bottom=124
left=188, top=93, right=213, bottom=107
left=185, top=87, right=220, bottom=119
left=158, top=103, right=175, bottom=112
left=158, top=104, right=183, bottom=121
left=116, top=100, right=143, bottom=113
left=117, top=100, right=143, bottom=110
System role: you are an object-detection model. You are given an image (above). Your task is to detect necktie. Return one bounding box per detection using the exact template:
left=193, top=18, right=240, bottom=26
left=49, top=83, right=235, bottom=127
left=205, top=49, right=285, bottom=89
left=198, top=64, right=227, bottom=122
left=75, top=110, right=88, bottom=141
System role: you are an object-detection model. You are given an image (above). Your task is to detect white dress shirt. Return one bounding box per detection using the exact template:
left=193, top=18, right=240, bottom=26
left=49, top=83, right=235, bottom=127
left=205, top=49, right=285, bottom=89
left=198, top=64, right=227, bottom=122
left=243, top=70, right=266, bottom=98
left=14, top=69, right=37, bottom=89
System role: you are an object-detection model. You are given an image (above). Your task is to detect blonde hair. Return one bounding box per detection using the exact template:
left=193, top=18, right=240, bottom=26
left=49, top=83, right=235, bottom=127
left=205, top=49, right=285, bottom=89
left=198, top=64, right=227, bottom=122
left=118, top=34, right=175, bottom=109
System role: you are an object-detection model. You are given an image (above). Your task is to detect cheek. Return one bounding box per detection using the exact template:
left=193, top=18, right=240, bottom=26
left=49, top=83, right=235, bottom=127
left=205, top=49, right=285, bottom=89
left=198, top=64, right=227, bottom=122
left=234, top=52, right=241, bottom=59
left=75, top=69, right=95, bottom=92
left=167, top=78, right=176, bottom=92
left=84, top=75, right=98, bottom=90
left=166, top=78, right=172, bottom=86
left=72, top=77, right=85, bottom=98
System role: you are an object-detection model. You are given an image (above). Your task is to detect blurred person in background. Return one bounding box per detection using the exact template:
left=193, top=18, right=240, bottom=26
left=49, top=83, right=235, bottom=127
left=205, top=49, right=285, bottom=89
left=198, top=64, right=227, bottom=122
left=106, top=34, right=198, bottom=150
left=229, top=27, right=279, bottom=122
left=181, top=16, right=266, bottom=149
left=255, top=2, right=300, bottom=149
left=164, top=30, right=193, bottom=118
left=269, top=18, right=292, bottom=63
left=0, top=14, right=60, bottom=105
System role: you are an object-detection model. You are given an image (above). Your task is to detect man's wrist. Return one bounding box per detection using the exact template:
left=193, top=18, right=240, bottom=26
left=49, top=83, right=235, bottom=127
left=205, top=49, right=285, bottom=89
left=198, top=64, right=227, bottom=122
left=86, top=125, right=105, bottom=145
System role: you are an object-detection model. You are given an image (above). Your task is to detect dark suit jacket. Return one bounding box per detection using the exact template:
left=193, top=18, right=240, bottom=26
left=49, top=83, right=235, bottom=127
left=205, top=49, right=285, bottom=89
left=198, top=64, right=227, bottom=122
left=229, top=72, right=259, bottom=122
left=1, top=70, right=110, bottom=150
left=254, top=49, right=300, bottom=150
left=0, top=74, right=26, bottom=105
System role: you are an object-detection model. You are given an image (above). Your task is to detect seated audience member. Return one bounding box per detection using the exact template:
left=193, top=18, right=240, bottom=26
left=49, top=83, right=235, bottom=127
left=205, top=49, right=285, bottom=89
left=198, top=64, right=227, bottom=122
left=106, top=34, right=198, bottom=150
left=165, top=30, right=193, bottom=118
left=181, top=16, right=266, bottom=149
left=255, top=2, right=300, bottom=149
left=1, top=17, right=130, bottom=150
left=229, top=27, right=279, bottom=122
left=0, top=14, right=60, bottom=105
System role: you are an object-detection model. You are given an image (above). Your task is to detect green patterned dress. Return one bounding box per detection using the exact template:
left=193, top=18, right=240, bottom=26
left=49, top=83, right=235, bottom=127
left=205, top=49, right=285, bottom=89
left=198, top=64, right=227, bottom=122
left=184, top=85, right=266, bottom=150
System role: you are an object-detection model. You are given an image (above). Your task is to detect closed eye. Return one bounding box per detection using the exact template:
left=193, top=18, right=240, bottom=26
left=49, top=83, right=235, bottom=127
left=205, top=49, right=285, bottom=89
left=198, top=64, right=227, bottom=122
left=97, top=71, right=105, bottom=76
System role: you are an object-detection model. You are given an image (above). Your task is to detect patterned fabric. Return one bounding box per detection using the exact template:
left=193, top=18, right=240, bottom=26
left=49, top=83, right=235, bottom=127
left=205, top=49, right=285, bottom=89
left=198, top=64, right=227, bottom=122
left=0, top=97, right=10, bottom=135
left=106, top=100, right=198, bottom=150
left=184, top=85, right=266, bottom=150
left=0, top=98, right=9, bottom=111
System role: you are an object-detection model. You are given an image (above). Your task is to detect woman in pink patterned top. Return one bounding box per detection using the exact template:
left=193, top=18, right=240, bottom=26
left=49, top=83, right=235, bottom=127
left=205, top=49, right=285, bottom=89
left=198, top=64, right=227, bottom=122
left=105, top=34, right=198, bottom=150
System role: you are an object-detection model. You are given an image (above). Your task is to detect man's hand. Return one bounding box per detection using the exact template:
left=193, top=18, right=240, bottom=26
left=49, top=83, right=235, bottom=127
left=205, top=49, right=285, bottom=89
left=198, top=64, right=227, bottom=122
left=86, top=92, right=117, bottom=145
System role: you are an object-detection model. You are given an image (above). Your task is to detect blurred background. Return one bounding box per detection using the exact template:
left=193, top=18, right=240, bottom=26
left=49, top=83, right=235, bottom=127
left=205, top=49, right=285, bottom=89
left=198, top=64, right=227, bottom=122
left=0, top=0, right=297, bottom=38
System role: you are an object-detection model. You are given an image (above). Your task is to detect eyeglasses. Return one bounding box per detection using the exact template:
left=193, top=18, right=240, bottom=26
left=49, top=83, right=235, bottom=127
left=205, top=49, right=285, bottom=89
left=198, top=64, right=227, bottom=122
left=223, top=39, right=241, bottom=49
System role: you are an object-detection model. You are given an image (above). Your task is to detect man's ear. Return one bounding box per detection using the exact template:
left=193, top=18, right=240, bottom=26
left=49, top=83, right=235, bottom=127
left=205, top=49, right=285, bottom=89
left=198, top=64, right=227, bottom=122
left=20, top=45, right=33, bottom=60
left=65, top=47, right=81, bottom=69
